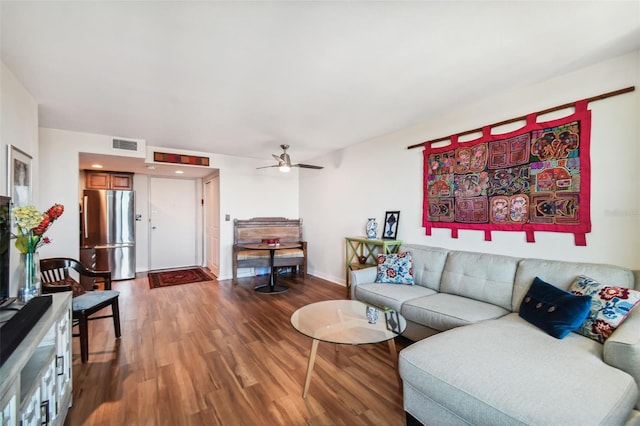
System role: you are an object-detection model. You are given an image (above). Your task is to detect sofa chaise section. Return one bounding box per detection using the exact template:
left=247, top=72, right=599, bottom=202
left=401, top=313, right=638, bottom=425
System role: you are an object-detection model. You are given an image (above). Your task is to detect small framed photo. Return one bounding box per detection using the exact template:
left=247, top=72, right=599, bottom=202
left=7, top=145, right=32, bottom=207
left=382, top=211, right=400, bottom=240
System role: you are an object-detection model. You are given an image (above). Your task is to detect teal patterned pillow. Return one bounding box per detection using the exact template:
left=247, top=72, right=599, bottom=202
left=376, top=252, right=414, bottom=284
left=569, top=275, right=640, bottom=343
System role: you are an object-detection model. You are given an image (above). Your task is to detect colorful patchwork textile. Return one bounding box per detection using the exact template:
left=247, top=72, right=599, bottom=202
left=423, top=101, right=591, bottom=245
left=376, top=252, right=415, bottom=284
left=569, top=275, right=640, bottom=343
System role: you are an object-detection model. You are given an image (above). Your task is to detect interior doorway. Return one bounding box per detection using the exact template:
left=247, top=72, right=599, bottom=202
left=204, top=175, right=220, bottom=277
left=149, top=177, right=197, bottom=270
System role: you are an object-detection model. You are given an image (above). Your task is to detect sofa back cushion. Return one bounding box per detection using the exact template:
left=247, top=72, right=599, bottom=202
left=513, top=259, right=635, bottom=312
left=400, top=244, right=449, bottom=291
left=440, top=251, right=519, bottom=311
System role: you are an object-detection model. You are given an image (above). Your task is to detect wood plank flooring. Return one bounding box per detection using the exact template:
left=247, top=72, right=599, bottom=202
left=64, top=272, right=410, bottom=425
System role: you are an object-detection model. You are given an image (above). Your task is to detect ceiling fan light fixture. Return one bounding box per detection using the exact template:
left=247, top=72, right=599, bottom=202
left=256, top=144, right=323, bottom=171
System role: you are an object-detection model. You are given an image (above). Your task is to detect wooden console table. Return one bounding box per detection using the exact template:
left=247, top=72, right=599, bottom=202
left=345, top=237, right=402, bottom=296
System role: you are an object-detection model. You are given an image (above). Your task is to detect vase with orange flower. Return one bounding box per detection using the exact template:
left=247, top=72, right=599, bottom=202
left=13, top=203, right=64, bottom=303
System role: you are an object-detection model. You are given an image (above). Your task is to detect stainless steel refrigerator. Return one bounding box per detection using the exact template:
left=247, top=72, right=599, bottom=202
left=80, top=189, right=135, bottom=280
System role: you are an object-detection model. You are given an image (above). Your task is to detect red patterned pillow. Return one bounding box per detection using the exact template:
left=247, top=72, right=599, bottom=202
left=44, top=276, right=86, bottom=297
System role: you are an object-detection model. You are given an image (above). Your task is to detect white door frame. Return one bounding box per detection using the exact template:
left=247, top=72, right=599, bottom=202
left=204, top=174, right=220, bottom=277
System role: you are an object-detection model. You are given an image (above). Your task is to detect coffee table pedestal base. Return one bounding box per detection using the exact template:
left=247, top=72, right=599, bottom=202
left=255, top=284, right=289, bottom=294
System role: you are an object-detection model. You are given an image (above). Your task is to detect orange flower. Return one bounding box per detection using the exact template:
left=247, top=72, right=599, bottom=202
left=13, top=203, right=65, bottom=253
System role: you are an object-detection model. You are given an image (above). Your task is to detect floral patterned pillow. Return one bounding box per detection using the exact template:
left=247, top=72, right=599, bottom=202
left=569, top=275, right=640, bottom=343
left=376, top=252, right=414, bottom=285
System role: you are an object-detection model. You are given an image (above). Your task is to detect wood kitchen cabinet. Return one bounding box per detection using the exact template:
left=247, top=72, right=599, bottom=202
left=85, top=171, right=133, bottom=190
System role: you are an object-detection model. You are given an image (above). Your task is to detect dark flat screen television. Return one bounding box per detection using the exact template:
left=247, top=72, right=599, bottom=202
left=0, top=196, right=11, bottom=302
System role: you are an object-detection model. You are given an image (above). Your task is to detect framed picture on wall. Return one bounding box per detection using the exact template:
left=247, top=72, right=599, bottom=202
left=7, top=145, right=32, bottom=207
left=382, top=211, right=400, bottom=240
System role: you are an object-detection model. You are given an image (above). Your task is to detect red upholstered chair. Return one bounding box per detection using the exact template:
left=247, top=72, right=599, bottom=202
left=40, top=257, right=121, bottom=363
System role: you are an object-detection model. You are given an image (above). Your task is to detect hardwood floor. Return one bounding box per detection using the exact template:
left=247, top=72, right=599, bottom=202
left=64, top=272, right=410, bottom=425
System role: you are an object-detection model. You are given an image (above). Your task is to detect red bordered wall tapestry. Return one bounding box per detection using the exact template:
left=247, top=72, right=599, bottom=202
left=423, top=100, right=591, bottom=246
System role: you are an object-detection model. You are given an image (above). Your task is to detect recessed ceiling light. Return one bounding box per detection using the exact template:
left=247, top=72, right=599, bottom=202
left=175, top=170, right=184, bottom=174
left=91, top=164, right=103, bottom=169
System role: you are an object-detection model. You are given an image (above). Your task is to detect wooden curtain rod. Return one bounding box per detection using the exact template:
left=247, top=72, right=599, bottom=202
left=407, top=86, right=636, bottom=150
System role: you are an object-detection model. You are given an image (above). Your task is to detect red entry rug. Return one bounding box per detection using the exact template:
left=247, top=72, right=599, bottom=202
left=148, top=267, right=215, bottom=289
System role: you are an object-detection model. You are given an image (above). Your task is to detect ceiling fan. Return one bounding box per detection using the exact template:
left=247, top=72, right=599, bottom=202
left=256, top=144, right=324, bottom=172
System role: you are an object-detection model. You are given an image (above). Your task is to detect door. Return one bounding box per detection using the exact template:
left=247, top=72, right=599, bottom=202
left=204, top=176, right=220, bottom=277
left=149, top=177, right=197, bottom=270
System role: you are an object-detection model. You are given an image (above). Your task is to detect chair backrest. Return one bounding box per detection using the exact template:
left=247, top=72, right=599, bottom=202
left=234, top=217, right=304, bottom=244
left=40, top=257, right=112, bottom=293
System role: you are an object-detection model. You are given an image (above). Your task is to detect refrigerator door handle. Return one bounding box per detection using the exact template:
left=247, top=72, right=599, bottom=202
left=93, top=243, right=135, bottom=249
left=83, top=195, right=89, bottom=239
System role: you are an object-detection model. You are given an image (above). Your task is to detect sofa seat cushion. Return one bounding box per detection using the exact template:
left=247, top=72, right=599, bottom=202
left=353, top=283, right=436, bottom=312
left=399, top=313, right=638, bottom=426
left=401, top=293, right=509, bottom=332
left=236, top=248, right=303, bottom=260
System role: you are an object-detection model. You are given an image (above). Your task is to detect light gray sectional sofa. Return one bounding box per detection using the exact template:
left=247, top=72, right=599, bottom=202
left=350, top=244, right=640, bottom=426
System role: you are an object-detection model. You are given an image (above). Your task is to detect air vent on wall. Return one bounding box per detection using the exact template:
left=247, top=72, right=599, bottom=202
left=112, top=138, right=138, bottom=151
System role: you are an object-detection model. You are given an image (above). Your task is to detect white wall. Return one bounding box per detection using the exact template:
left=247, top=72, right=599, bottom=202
left=1, top=63, right=39, bottom=199
left=1, top=62, right=39, bottom=297
left=38, top=127, right=299, bottom=281
left=301, top=51, right=640, bottom=285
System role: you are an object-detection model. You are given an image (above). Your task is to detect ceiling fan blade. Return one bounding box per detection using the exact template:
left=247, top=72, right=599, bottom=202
left=294, top=164, right=324, bottom=169
left=256, top=164, right=280, bottom=169
left=272, top=154, right=282, bottom=162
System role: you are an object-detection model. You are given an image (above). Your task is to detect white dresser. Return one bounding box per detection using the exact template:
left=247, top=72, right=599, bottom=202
left=0, top=293, right=73, bottom=425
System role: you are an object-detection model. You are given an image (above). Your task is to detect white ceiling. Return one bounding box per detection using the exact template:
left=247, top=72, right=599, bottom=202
left=2, top=1, right=639, bottom=175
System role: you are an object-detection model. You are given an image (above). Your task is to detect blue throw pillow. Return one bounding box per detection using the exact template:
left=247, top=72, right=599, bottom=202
left=519, top=277, right=592, bottom=339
